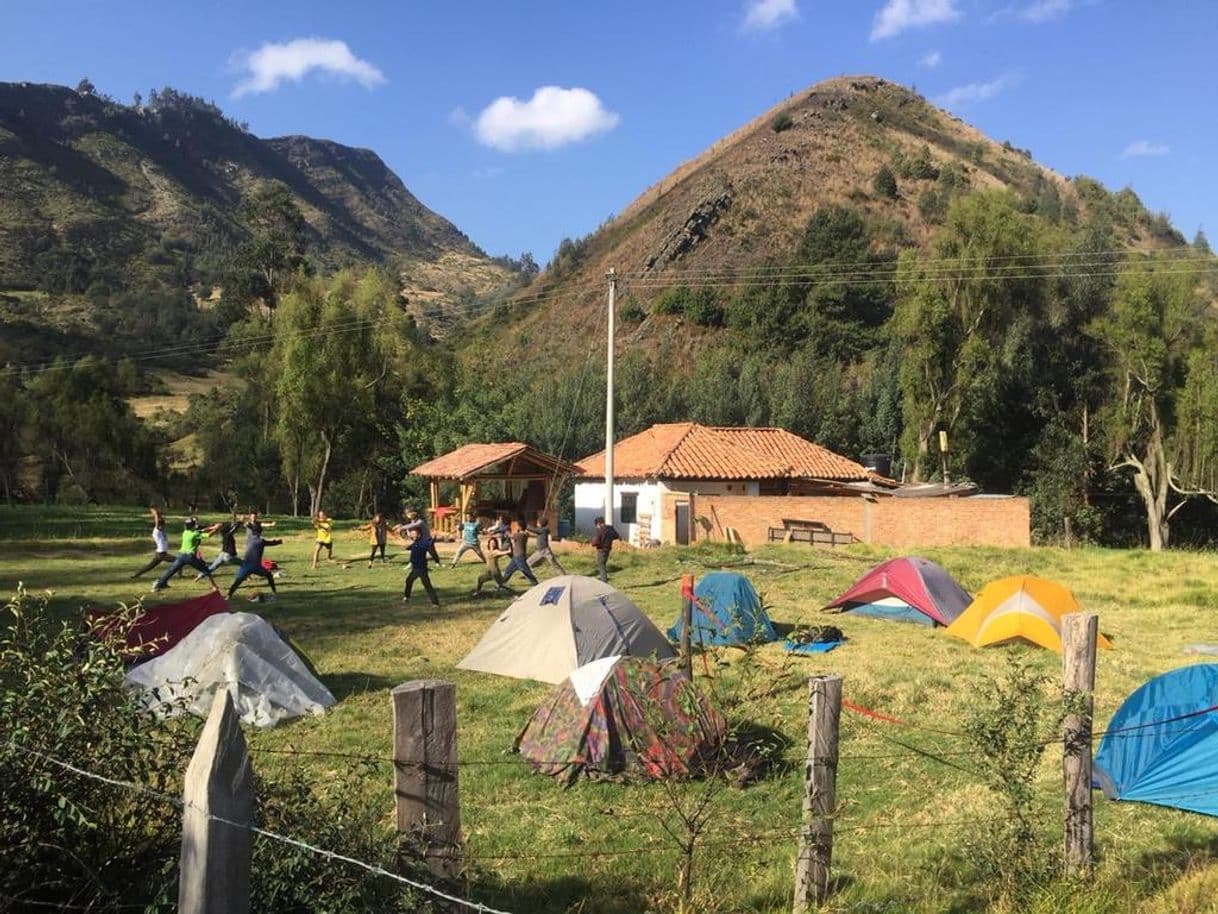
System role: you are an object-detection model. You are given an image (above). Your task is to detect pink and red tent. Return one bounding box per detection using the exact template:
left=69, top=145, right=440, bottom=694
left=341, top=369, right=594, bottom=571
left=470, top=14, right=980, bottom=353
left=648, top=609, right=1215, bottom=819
left=824, top=557, right=969, bottom=626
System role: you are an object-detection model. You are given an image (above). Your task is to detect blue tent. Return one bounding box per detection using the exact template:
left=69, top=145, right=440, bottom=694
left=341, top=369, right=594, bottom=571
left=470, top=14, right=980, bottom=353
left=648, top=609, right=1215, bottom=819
left=666, top=572, right=778, bottom=646
left=1093, top=664, right=1218, bottom=817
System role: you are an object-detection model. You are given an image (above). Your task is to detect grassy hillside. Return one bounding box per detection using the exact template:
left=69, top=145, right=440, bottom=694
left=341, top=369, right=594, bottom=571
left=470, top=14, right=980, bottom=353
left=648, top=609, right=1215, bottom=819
left=2, top=505, right=1217, bottom=912
left=470, top=76, right=1188, bottom=359
left=0, top=81, right=518, bottom=360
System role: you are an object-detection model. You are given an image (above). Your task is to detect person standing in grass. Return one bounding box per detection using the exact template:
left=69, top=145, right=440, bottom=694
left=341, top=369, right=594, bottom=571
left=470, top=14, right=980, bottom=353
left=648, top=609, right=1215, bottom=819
left=228, top=523, right=282, bottom=600
left=402, top=509, right=442, bottom=566
left=357, top=513, right=388, bottom=567
left=152, top=517, right=221, bottom=594
left=401, top=529, right=440, bottom=606
left=132, top=506, right=172, bottom=578
left=311, top=511, right=334, bottom=569
left=500, top=519, right=539, bottom=587
left=590, top=516, right=621, bottom=584
left=195, top=514, right=242, bottom=580
left=472, top=532, right=512, bottom=595
left=451, top=512, right=485, bottom=566
left=526, top=513, right=566, bottom=576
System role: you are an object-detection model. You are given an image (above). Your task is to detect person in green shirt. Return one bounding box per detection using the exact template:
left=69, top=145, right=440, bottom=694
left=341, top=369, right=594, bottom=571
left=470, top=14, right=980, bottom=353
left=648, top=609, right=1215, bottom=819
left=152, top=517, right=221, bottom=594
left=451, top=512, right=484, bottom=566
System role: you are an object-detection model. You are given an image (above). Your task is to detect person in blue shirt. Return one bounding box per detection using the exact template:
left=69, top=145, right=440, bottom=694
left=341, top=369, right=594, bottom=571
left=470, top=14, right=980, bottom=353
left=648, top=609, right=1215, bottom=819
left=451, top=512, right=485, bottom=566
left=402, top=529, right=440, bottom=606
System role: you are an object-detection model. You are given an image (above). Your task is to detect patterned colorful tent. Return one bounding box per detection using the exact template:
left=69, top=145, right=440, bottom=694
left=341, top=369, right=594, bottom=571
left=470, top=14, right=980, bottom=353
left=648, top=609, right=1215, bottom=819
left=1093, top=664, right=1218, bottom=817
left=666, top=572, right=777, bottom=646
left=824, top=557, right=969, bottom=626
left=945, top=575, right=1114, bottom=652
left=514, top=655, right=726, bottom=784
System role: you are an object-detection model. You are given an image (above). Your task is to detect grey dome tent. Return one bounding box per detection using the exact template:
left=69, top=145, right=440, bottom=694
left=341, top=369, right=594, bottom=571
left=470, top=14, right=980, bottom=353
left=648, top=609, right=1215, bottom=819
left=458, top=575, right=674, bottom=683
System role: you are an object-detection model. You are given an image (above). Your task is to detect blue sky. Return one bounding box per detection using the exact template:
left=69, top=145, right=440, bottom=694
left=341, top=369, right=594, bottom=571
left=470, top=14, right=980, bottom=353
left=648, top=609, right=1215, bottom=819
left=4, top=1, right=1215, bottom=260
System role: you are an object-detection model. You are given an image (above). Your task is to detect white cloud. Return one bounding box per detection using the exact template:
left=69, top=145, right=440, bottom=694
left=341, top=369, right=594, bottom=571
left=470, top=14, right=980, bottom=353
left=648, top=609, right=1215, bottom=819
left=1122, top=140, right=1170, bottom=158
left=871, top=0, right=961, bottom=40
left=742, top=0, right=798, bottom=31
left=472, top=86, right=620, bottom=152
left=231, top=38, right=385, bottom=97
left=1018, top=0, right=1073, bottom=22
left=934, top=72, right=1020, bottom=109
left=920, top=50, right=943, bottom=68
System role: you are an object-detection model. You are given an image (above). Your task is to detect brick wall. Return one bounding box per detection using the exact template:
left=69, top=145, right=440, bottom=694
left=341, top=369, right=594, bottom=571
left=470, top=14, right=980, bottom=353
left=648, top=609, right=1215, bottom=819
left=694, top=494, right=1030, bottom=549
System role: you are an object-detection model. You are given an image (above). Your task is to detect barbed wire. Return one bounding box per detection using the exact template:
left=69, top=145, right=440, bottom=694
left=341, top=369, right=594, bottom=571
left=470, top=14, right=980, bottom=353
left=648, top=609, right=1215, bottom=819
left=9, top=741, right=516, bottom=914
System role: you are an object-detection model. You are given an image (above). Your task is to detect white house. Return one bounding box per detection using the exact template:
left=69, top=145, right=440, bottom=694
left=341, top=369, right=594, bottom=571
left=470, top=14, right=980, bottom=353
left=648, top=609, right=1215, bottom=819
left=574, top=423, right=876, bottom=546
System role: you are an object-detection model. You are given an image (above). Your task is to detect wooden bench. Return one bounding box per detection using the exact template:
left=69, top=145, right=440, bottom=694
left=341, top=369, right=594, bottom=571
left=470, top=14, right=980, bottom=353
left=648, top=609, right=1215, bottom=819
left=767, top=518, right=855, bottom=547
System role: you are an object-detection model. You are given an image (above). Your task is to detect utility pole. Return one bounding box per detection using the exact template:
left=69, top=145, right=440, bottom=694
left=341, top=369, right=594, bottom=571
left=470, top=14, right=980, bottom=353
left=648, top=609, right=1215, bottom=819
left=604, top=268, right=617, bottom=526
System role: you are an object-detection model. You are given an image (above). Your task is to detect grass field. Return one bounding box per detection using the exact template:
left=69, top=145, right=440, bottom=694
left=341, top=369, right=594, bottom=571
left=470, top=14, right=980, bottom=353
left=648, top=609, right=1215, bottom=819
left=2, top=505, right=1217, bottom=913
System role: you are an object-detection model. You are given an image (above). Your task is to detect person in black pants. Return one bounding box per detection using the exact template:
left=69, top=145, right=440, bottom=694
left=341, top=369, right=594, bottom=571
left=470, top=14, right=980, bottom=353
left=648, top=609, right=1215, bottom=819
left=590, top=516, right=620, bottom=583
left=402, top=530, right=440, bottom=606
left=227, top=524, right=282, bottom=599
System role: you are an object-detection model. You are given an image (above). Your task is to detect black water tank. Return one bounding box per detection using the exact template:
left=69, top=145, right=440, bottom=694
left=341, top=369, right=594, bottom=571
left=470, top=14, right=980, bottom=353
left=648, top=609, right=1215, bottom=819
left=861, top=453, right=892, bottom=478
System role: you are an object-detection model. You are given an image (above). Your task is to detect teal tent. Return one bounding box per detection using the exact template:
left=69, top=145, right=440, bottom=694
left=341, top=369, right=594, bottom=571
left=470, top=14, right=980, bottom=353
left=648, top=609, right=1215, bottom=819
left=667, top=572, right=777, bottom=646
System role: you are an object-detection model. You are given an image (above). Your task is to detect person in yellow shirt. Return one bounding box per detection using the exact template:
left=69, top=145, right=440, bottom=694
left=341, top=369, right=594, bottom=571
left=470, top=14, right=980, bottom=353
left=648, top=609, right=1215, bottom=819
left=311, top=511, right=334, bottom=569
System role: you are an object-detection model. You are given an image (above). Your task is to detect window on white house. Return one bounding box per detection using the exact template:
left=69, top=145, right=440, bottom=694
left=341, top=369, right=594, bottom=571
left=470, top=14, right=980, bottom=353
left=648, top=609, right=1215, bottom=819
left=620, top=492, right=638, bottom=525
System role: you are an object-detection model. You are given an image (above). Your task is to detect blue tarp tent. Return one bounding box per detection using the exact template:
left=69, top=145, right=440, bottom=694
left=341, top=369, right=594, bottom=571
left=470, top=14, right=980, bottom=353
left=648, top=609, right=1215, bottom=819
left=666, top=572, right=777, bottom=646
left=1093, top=664, right=1218, bottom=817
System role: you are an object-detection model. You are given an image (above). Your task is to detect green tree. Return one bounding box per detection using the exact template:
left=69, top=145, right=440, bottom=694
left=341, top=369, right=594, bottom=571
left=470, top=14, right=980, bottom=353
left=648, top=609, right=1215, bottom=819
left=270, top=269, right=413, bottom=516
left=894, top=192, right=1046, bottom=480
left=872, top=164, right=898, bottom=199
left=221, top=182, right=309, bottom=319
left=1094, top=259, right=1212, bottom=550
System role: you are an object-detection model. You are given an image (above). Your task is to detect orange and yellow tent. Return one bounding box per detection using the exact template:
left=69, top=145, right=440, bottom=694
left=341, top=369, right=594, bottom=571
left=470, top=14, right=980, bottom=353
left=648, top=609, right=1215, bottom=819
left=944, top=575, right=1113, bottom=653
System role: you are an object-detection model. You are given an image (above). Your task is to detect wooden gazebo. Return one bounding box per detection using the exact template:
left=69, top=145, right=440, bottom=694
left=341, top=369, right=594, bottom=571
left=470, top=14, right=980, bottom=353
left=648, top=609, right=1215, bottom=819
left=410, top=443, right=582, bottom=535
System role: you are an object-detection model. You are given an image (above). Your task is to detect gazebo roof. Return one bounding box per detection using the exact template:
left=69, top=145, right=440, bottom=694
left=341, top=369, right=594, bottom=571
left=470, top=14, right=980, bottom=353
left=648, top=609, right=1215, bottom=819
left=411, top=442, right=581, bottom=482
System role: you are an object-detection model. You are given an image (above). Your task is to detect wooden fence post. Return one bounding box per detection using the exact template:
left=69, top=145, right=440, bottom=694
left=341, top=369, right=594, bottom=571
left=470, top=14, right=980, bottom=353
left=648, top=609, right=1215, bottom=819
left=392, top=680, right=462, bottom=879
left=1062, top=613, right=1097, bottom=877
left=179, top=690, right=254, bottom=914
left=794, top=674, right=842, bottom=913
left=679, top=573, right=694, bottom=679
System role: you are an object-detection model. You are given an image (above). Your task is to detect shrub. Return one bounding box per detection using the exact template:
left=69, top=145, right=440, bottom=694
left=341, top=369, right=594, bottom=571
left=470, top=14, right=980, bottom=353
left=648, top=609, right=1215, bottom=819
left=872, top=164, right=899, bottom=200
left=652, top=285, right=692, bottom=315
left=771, top=112, right=794, bottom=133
left=685, top=286, right=725, bottom=327
left=619, top=298, right=646, bottom=323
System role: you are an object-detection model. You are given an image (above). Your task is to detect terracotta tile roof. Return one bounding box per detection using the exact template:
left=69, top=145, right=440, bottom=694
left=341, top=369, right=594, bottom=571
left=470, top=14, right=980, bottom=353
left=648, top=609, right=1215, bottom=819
left=576, top=423, right=871, bottom=482
left=411, top=443, right=580, bottom=480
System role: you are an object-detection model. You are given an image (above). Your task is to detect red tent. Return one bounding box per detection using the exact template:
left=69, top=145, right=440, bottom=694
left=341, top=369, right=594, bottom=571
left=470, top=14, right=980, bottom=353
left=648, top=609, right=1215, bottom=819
left=88, top=592, right=229, bottom=663
left=824, top=556, right=969, bottom=626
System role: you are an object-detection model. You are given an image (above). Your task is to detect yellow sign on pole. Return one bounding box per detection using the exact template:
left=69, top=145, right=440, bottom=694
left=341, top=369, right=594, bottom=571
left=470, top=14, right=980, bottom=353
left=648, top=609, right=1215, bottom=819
left=938, top=430, right=949, bottom=453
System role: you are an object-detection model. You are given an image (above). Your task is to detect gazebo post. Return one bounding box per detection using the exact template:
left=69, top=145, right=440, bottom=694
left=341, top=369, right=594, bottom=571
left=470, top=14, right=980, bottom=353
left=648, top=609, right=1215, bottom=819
left=428, top=480, right=439, bottom=519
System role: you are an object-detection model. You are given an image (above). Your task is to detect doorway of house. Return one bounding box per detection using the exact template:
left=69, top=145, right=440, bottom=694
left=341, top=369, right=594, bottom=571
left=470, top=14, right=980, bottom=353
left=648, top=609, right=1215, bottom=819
left=675, top=502, right=690, bottom=545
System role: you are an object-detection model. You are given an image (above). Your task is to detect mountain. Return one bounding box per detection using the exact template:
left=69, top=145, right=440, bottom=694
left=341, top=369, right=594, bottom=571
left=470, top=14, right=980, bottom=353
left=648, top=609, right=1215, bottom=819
left=0, top=81, right=514, bottom=354
left=474, top=75, right=1188, bottom=357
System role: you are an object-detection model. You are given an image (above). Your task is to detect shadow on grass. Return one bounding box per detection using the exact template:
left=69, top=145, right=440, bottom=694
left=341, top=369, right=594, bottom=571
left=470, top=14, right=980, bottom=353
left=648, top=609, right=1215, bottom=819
left=470, top=872, right=651, bottom=914
left=323, top=671, right=405, bottom=700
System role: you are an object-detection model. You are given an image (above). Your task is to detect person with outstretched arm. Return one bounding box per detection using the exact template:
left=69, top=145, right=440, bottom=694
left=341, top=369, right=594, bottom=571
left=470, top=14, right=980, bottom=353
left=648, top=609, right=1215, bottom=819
left=473, top=532, right=512, bottom=595
left=132, top=506, right=172, bottom=578
left=500, top=519, right=539, bottom=587
left=402, top=509, right=442, bottom=566
left=590, top=516, right=620, bottom=583
left=401, top=529, right=441, bottom=606
left=152, top=517, right=222, bottom=594
left=228, top=523, right=282, bottom=599
left=526, top=513, right=566, bottom=576
left=357, top=513, right=388, bottom=567
left=196, top=514, right=242, bottom=579
left=451, top=512, right=485, bottom=566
